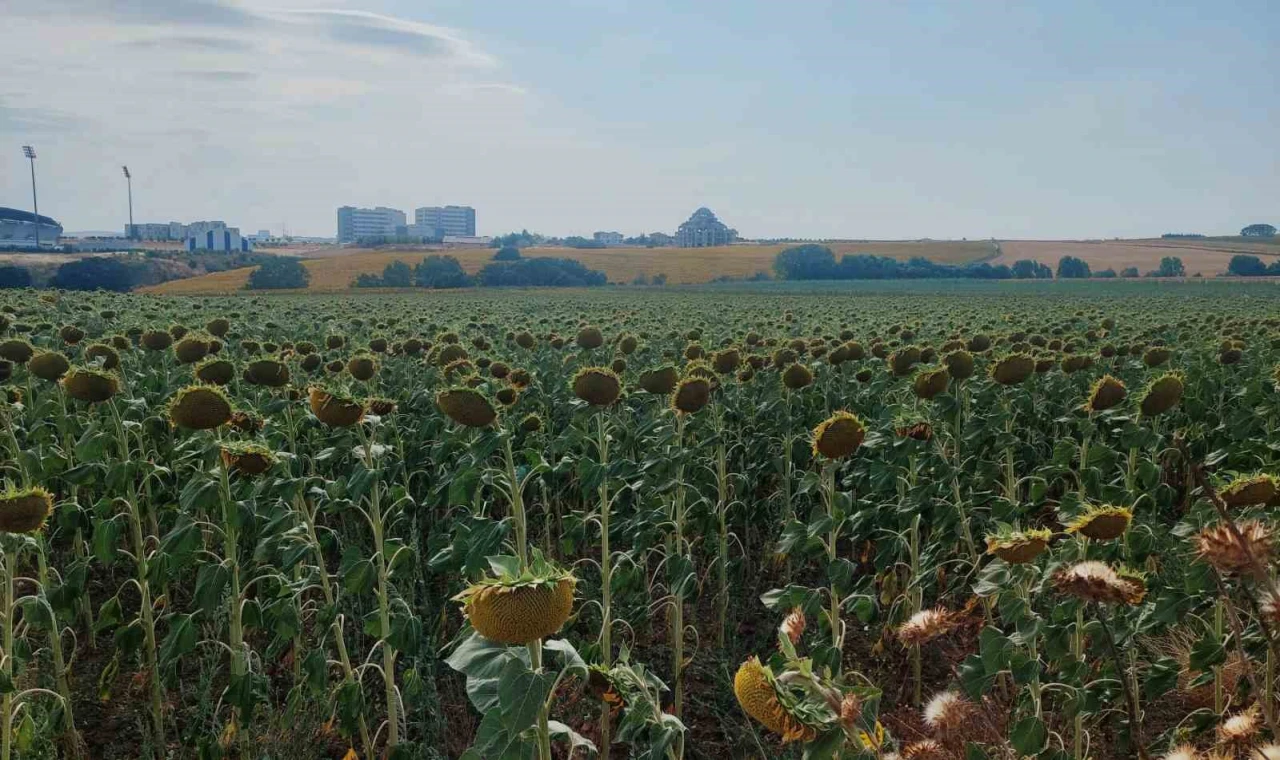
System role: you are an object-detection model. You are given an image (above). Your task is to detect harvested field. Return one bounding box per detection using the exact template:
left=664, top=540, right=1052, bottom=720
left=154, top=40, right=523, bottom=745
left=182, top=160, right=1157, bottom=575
left=143, top=240, right=995, bottom=293
left=993, top=239, right=1270, bottom=276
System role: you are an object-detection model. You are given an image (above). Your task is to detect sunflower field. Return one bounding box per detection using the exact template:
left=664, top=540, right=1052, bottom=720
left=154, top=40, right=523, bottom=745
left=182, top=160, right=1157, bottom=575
left=1, top=283, right=1280, bottom=760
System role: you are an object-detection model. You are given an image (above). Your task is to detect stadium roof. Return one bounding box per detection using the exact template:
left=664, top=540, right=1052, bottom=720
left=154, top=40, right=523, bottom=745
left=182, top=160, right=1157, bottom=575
left=0, top=207, right=61, bottom=227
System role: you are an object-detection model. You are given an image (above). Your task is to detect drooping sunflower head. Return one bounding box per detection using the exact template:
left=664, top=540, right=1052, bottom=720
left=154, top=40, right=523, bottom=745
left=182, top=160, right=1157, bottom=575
left=639, top=365, right=679, bottom=395
left=922, top=690, right=972, bottom=738
left=173, top=334, right=210, bottom=364
left=812, top=411, right=866, bottom=460
left=28, top=351, right=70, bottom=382
left=456, top=560, right=576, bottom=645
left=242, top=359, right=290, bottom=388
left=367, top=397, right=397, bottom=416
left=912, top=367, right=950, bottom=401
left=1219, top=473, right=1278, bottom=508
left=897, top=608, right=959, bottom=647
left=309, top=386, right=366, bottom=428
left=572, top=366, right=622, bottom=407
left=347, top=355, right=378, bottom=382
left=1194, top=519, right=1273, bottom=578
left=62, top=366, right=120, bottom=404
left=732, top=657, right=820, bottom=743
left=1084, top=375, right=1127, bottom=413
left=1065, top=505, right=1133, bottom=541
left=1139, top=372, right=1184, bottom=417
left=989, top=353, right=1035, bottom=386
left=781, top=362, right=814, bottom=390
left=436, top=387, right=497, bottom=428
left=195, top=357, right=235, bottom=386
left=671, top=376, right=711, bottom=415
left=943, top=350, right=975, bottom=381
left=168, top=385, right=234, bottom=430
left=0, top=486, right=55, bottom=535
left=984, top=527, right=1052, bottom=564
left=712, top=348, right=741, bottom=375
left=219, top=441, right=277, bottom=477
left=1217, top=706, right=1261, bottom=748
left=576, top=326, right=605, bottom=350
left=1054, top=561, right=1145, bottom=605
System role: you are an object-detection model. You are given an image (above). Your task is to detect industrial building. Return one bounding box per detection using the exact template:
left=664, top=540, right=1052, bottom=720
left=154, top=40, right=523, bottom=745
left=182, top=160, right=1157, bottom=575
left=337, top=206, right=406, bottom=242
left=0, top=207, right=63, bottom=249
left=185, top=221, right=252, bottom=252
left=414, top=205, right=475, bottom=238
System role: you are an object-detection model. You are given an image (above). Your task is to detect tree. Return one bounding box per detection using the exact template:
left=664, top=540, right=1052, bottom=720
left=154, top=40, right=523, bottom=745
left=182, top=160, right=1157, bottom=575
left=414, top=255, right=471, bottom=289
left=1227, top=255, right=1268, bottom=276
left=247, top=257, right=310, bottom=290
left=1056, top=255, right=1091, bottom=279
left=51, top=256, right=138, bottom=292
left=476, top=257, right=606, bottom=287
left=0, top=265, right=32, bottom=289
left=773, top=245, right=837, bottom=280
left=381, top=260, right=412, bottom=287
left=353, top=273, right=382, bottom=288
left=1155, top=256, right=1185, bottom=277
left=493, top=246, right=522, bottom=262
left=1119, top=267, right=1140, bottom=278
left=652, top=273, right=668, bottom=286
left=1094, top=268, right=1117, bottom=278
left=1241, top=224, right=1276, bottom=238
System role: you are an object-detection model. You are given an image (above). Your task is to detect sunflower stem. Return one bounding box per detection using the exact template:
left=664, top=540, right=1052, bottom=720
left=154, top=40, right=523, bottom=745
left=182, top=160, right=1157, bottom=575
left=1, top=539, right=16, bottom=760
left=1097, top=608, right=1149, bottom=760
left=597, top=412, right=613, bottom=760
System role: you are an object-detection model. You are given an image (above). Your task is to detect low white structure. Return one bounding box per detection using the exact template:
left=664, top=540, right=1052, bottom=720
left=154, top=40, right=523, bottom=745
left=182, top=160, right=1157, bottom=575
left=443, top=235, right=491, bottom=246
left=594, top=231, right=624, bottom=246
left=0, top=207, right=62, bottom=249
left=186, top=221, right=252, bottom=251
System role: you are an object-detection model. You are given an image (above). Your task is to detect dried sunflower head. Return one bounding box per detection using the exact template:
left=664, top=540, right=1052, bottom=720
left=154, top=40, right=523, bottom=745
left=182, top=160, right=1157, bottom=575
left=897, top=608, right=958, bottom=647
left=1194, top=519, right=1272, bottom=577
left=985, top=527, right=1052, bottom=564
left=1054, top=561, right=1145, bottom=605
left=812, top=411, right=866, bottom=460
left=1065, top=505, right=1133, bottom=541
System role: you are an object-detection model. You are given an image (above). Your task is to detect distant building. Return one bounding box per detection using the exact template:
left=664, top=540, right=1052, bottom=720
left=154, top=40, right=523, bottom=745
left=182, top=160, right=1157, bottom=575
left=126, top=222, right=186, bottom=241
left=0, top=207, right=62, bottom=248
left=337, top=206, right=406, bottom=242
left=185, top=221, right=252, bottom=252
left=648, top=232, right=674, bottom=246
left=593, top=231, right=624, bottom=246
left=415, top=205, right=475, bottom=237
left=442, top=235, right=492, bottom=246
left=676, top=207, right=737, bottom=248
left=256, top=229, right=271, bottom=239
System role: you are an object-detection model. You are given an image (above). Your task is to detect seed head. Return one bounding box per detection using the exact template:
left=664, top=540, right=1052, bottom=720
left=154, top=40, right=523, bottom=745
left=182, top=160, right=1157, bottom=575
left=923, top=690, right=972, bottom=737
left=897, top=608, right=958, bottom=647
left=572, top=367, right=622, bottom=407
left=1066, top=505, right=1133, bottom=540
left=812, top=411, right=866, bottom=459
left=1194, top=520, right=1272, bottom=577
left=1085, top=375, right=1127, bottom=412
left=1054, top=561, right=1145, bottom=605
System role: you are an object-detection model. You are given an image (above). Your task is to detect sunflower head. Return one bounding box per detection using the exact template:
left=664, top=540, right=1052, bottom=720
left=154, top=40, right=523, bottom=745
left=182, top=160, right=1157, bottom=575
left=712, top=348, right=741, bottom=375
left=0, top=486, right=55, bottom=535
left=812, top=412, right=866, bottom=460
left=243, top=359, right=290, bottom=388
left=456, top=557, right=576, bottom=644
left=572, top=367, right=622, bottom=407
left=943, top=350, right=975, bottom=380
left=732, top=658, right=820, bottom=743
left=985, top=527, right=1052, bottom=564
left=671, top=376, right=711, bottom=415
left=436, top=387, right=497, bottom=428
left=1085, top=375, right=1127, bottom=412
left=897, top=608, right=959, bottom=647
left=781, top=362, right=814, bottom=390
left=195, top=358, right=235, bottom=386
left=28, top=351, right=70, bottom=381
left=990, top=353, right=1035, bottom=386
left=173, top=335, right=210, bottom=364
left=922, top=691, right=972, bottom=738
left=1219, top=473, right=1278, bottom=508
left=576, top=326, right=604, bottom=350
left=309, top=386, right=366, bottom=427
left=1139, top=372, right=1184, bottom=417
left=168, top=385, right=234, bottom=430
left=1066, top=505, right=1133, bottom=540
left=1194, top=520, right=1272, bottom=577
left=1054, top=561, right=1145, bottom=605
left=912, top=367, right=950, bottom=400
left=62, top=366, right=120, bottom=404
left=347, top=355, right=378, bottom=381
left=219, top=441, right=277, bottom=477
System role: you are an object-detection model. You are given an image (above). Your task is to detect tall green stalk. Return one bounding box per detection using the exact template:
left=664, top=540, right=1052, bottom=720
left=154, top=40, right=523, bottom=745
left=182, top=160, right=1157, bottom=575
left=595, top=414, right=614, bottom=760
left=670, top=413, right=689, bottom=719
left=216, top=443, right=251, bottom=757
left=356, top=424, right=399, bottom=752
left=35, top=536, right=80, bottom=758
left=1, top=541, right=16, bottom=760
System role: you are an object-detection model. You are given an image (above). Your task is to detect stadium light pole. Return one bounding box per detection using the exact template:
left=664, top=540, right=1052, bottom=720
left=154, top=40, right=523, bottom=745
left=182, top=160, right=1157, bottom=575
left=22, top=145, right=39, bottom=249
left=122, top=165, right=134, bottom=239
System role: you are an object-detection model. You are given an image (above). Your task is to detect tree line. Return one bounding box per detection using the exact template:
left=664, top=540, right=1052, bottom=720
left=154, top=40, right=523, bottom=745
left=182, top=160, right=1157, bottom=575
left=771, top=245, right=1195, bottom=281
left=348, top=251, right=607, bottom=290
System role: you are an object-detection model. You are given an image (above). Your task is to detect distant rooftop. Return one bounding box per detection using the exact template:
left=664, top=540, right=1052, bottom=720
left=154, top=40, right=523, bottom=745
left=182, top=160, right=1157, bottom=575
left=0, top=207, right=60, bottom=227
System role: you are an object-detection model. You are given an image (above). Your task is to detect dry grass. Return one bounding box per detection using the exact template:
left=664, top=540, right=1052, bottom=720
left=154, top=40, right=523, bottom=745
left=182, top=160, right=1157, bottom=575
left=994, top=239, right=1273, bottom=277
left=142, top=241, right=995, bottom=294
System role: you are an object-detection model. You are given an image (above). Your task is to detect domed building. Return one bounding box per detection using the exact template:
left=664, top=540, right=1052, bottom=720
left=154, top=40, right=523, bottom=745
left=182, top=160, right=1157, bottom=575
left=676, top=207, right=737, bottom=248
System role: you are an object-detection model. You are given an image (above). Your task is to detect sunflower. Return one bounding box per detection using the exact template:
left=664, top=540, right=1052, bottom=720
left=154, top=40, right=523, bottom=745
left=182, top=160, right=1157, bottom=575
left=1194, top=520, right=1272, bottom=577
left=732, top=658, right=820, bottom=743
left=671, top=376, right=711, bottom=415
left=457, top=570, right=576, bottom=645
left=347, top=355, right=378, bottom=381
left=812, top=412, right=866, bottom=460
left=1139, top=372, right=1184, bottom=417
left=576, top=326, right=604, bottom=350
left=781, top=363, right=814, bottom=390
left=922, top=690, right=972, bottom=737
left=309, top=387, right=366, bottom=427
left=436, top=387, right=497, bottom=428
left=62, top=367, right=119, bottom=403
left=1085, top=375, right=1127, bottom=412
left=0, top=487, right=55, bottom=534
left=897, top=608, right=958, bottom=647
left=219, top=442, right=277, bottom=477
left=28, top=351, right=70, bottom=381
left=1065, top=505, right=1133, bottom=540
left=1054, top=561, right=1145, bottom=605
left=572, top=367, right=622, bottom=407
left=195, top=358, right=235, bottom=386
left=168, top=385, right=233, bottom=430
left=1219, top=473, right=1277, bottom=508
left=990, top=353, right=1035, bottom=386
left=985, top=528, right=1052, bottom=564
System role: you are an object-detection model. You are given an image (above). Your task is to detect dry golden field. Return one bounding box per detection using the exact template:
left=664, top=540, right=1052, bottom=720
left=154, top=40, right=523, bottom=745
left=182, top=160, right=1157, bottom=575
left=143, top=241, right=995, bottom=294
left=994, top=238, right=1279, bottom=277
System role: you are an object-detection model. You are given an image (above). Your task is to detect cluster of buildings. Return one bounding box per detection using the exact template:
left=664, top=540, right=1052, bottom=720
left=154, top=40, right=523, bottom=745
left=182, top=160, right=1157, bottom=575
left=126, top=220, right=253, bottom=252
left=337, top=205, right=478, bottom=244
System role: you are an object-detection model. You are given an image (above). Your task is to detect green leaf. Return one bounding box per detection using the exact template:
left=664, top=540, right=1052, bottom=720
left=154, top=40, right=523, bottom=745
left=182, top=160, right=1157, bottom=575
left=487, top=555, right=522, bottom=578
left=548, top=720, right=596, bottom=755
left=497, top=657, right=553, bottom=734
left=544, top=638, right=588, bottom=681
left=194, top=563, right=229, bottom=615
left=160, top=613, right=198, bottom=666
left=1010, top=715, right=1046, bottom=754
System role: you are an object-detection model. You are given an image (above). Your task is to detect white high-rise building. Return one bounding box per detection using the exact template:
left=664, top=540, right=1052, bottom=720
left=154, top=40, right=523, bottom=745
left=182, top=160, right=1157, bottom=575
left=414, top=205, right=475, bottom=238
left=337, top=206, right=407, bottom=242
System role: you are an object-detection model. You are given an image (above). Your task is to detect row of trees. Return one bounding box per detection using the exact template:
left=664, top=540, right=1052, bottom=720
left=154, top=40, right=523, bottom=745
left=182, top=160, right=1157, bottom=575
left=772, top=245, right=1198, bottom=281
left=351, top=253, right=608, bottom=290
left=1225, top=254, right=1280, bottom=277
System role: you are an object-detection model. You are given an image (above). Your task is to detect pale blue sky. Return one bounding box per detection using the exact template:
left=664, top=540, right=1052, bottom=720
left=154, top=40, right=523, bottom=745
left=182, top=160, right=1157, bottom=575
left=2, top=0, right=1276, bottom=239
